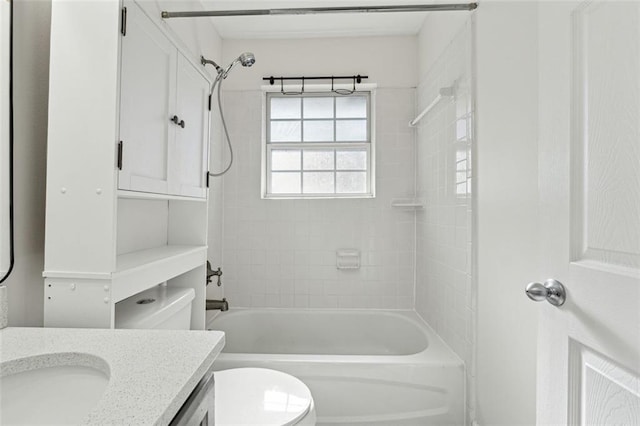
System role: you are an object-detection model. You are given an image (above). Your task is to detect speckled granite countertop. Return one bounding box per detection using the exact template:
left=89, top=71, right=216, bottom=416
left=0, top=327, right=225, bottom=425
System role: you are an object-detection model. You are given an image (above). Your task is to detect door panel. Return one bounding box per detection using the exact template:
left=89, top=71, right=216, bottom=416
left=537, top=1, right=640, bottom=424
left=172, top=54, right=209, bottom=198
left=571, top=1, right=640, bottom=271
left=119, top=0, right=175, bottom=194
left=569, top=341, right=639, bottom=424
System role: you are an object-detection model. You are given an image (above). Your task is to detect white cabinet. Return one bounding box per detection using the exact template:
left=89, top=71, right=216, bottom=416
left=43, top=0, right=213, bottom=330
left=172, top=54, right=210, bottom=198
left=118, top=0, right=209, bottom=198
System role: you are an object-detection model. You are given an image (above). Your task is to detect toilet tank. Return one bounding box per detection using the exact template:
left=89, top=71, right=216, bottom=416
left=115, top=285, right=195, bottom=330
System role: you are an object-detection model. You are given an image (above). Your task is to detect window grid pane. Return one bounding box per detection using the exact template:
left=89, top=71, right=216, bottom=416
left=303, top=97, right=334, bottom=118
left=336, top=96, right=367, bottom=118
left=271, top=172, right=301, bottom=194
left=303, top=150, right=334, bottom=171
left=270, top=97, right=301, bottom=119
left=272, top=150, right=301, bottom=171
left=303, top=120, right=334, bottom=142
left=271, top=120, right=301, bottom=142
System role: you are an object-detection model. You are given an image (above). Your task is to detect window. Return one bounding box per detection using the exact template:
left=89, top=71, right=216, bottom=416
left=263, top=91, right=374, bottom=198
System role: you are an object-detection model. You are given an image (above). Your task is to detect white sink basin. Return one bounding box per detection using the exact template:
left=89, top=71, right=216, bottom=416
left=1, top=355, right=110, bottom=425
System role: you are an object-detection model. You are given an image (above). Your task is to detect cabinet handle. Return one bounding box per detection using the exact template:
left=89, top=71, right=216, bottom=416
left=170, top=115, right=186, bottom=128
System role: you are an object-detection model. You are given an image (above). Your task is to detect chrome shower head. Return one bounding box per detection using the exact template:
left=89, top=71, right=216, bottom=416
left=238, top=52, right=255, bottom=67
left=201, top=52, right=256, bottom=79
left=221, top=52, right=256, bottom=78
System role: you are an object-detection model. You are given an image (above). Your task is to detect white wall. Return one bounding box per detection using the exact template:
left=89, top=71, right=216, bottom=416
left=475, top=2, right=539, bottom=424
left=0, top=1, right=11, bottom=277
left=417, top=13, right=469, bottom=79
left=415, top=15, right=475, bottom=424
left=221, top=35, right=418, bottom=90
left=6, top=0, right=222, bottom=326
left=5, top=0, right=51, bottom=326
left=219, top=36, right=418, bottom=309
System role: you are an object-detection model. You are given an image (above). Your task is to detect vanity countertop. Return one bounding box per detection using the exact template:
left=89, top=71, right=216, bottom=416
left=0, top=327, right=225, bottom=425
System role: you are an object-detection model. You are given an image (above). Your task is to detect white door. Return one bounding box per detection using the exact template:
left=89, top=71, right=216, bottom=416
left=119, top=0, right=176, bottom=195
left=171, top=54, right=209, bottom=198
left=536, top=1, right=640, bottom=424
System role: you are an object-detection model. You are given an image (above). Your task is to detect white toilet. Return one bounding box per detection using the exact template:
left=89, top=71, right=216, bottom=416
left=115, top=285, right=316, bottom=425
left=215, top=368, right=316, bottom=426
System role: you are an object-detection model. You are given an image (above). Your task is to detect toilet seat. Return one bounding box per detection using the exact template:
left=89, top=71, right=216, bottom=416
left=215, top=368, right=315, bottom=426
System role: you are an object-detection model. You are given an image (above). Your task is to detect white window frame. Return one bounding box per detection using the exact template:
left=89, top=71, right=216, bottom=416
left=261, top=84, right=376, bottom=199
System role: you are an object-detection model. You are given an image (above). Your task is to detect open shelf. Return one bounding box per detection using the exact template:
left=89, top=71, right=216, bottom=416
left=112, top=245, right=207, bottom=303
left=118, top=190, right=207, bottom=203
left=391, top=198, right=426, bottom=210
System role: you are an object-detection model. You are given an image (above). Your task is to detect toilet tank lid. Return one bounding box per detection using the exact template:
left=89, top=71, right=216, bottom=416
left=115, top=286, right=195, bottom=329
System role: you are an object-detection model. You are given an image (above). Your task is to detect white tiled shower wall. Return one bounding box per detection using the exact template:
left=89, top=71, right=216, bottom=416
left=221, top=88, right=417, bottom=309
left=415, top=19, right=476, bottom=422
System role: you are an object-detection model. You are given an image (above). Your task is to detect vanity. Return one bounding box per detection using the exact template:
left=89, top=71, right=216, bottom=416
left=0, top=326, right=225, bottom=425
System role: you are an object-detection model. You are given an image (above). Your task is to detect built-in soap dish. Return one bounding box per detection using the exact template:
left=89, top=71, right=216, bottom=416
left=391, top=198, right=426, bottom=210
left=336, top=249, right=360, bottom=270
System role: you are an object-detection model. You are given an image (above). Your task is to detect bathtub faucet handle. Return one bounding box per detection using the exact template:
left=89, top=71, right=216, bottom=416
left=214, top=268, right=223, bottom=286
left=206, top=261, right=223, bottom=287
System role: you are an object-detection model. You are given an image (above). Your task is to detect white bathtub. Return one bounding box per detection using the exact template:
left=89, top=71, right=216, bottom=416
left=208, top=309, right=464, bottom=425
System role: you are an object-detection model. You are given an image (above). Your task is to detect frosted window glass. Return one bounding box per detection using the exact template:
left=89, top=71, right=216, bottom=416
left=336, top=150, right=367, bottom=170
left=272, top=150, right=301, bottom=171
left=303, top=120, right=334, bottom=142
left=271, top=98, right=301, bottom=119
left=336, top=172, right=366, bottom=193
left=336, top=120, right=367, bottom=141
left=456, top=182, right=467, bottom=196
left=265, top=92, right=372, bottom=198
left=271, top=172, right=301, bottom=193
left=456, top=119, right=467, bottom=141
left=336, top=96, right=367, bottom=118
left=303, top=97, right=333, bottom=118
left=271, top=121, right=301, bottom=142
left=303, top=172, right=334, bottom=194
left=303, top=151, right=334, bottom=170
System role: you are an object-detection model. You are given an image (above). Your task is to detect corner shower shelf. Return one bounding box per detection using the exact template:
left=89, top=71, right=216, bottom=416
left=111, top=245, right=207, bottom=302
left=391, top=198, right=426, bottom=210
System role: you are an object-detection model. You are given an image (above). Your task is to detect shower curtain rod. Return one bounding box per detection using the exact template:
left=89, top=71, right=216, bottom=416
left=161, top=3, right=478, bottom=19
left=263, top=75, right=368, bottom=83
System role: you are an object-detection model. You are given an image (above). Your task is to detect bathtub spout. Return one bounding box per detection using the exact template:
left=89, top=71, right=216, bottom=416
left=206, top=298, right=229, bottom=311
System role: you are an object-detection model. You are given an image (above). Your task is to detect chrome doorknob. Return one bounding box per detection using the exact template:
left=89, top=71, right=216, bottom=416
left=525, top=279, right=566, bottom=306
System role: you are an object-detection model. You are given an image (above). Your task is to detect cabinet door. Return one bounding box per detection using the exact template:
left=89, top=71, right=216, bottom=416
left=171, top=54, right=210, bottom=198
left=119, top=0, right=176, bottom=194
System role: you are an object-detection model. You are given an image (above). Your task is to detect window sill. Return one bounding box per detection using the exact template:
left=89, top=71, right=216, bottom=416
left=262, top=193, right=375, bottom=200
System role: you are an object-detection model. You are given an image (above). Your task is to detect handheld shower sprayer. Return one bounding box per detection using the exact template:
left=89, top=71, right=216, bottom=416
left=201, top=52, right=256, bottom=176
left=201, top=52, right=255, bottom=80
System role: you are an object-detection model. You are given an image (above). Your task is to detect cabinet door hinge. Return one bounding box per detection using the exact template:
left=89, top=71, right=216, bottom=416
left=121, top=7, right=127, bottom=36
left=117, top=141, right=123, bottom=170
left=206, top=171, right=210, bottom=188
left=208, top=94, right=212, bottom=111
